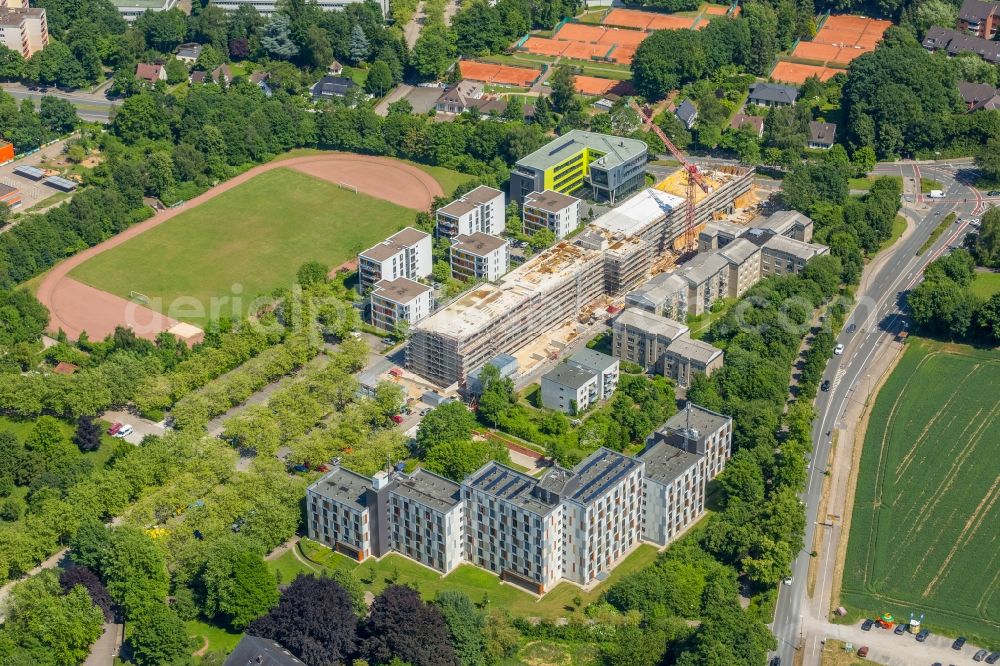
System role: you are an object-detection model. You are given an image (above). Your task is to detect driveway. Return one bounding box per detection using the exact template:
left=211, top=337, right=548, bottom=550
left=101, top=409, right=166, bottom=445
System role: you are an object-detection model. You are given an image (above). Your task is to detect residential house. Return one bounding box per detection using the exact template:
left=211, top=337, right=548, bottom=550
left=521, top=190, right=582, bottom=239
left=675, top=99, right=698, bottom=129
left=224, top=636, right=303, bottom=666
left=808, top=121, right=837, bottom=149
left=748, top=82, right=799, bottom=107
left=718, top=237, right=762, bottom=299
left=358, top=227, right=433, bottom=294
left=369, top=277, right=433, bottom=332
left=638, top=439, right=705, bottom=546
left=175, top=42, right=202, bottom=64
left=327, top=59, right=343, bottom=75
left=540, top=364, right=600, bottom=414
left=566, top=348, right=620, bottom=400
left=730, top=113, right=764, bottom=138
left=0, top=3, right=47, bottom=57
left=250, top=71, right=273, bottom=96
left=958, top=80, right=1000, bottom=110
left=748, top=229, right=829, bottom=277
left=757, top=209, right=814, bottom=242
left=450, top=232, right=510, bottom=282
left=922, top=26, right=1000, bottom=63
left=958, top=0, right=1000, bottom=38
left=435, top=185, right=505, bottom=238
left=311, top=75, right=359, bottom=101
left=211, top=64, right=232, bottom=85
left=677, top=252, right=730, bottom=316
left=135, top=63, right=166, bottom=85
left=661, top=337, right=724, bottom=387
left=189, top=70, right=207, bottom=85
left=611, top=307, right=723, bottom=387
left=433, top=80, right=506, bottom=116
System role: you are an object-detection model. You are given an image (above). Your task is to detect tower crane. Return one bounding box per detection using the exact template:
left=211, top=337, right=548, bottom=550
left=629, top=98, right=712, bottom=252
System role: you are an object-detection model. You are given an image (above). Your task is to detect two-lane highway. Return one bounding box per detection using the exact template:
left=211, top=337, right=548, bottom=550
left=770, top=161, right=984, bottom=665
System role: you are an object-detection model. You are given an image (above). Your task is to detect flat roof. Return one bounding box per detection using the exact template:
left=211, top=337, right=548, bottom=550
left=639, top=439, right=702, bottom=485
left=372, top=277, right=432, bottom=304
left=678, top=252, right=729, bottom=286
left=360, top=226, right=429, bottom=262
left=391, top=469, right=462, bottom=513
left=308, top=467, right=373, bottom=512
left=666, top=337, right=722, bottom=364
left=614, top=307, right=689, bottom=340
left=13, top=165, right=44, bottom=179
left=542, top=363, right=595, bottom=390
left=358, top=356, right=396, bottom=388
left=0, top=183, right=19, bottom=196
left=461, top=185, right=504, bottom=204
left=465, top=462, right=562, bottom=515
left=44, top=176, right=78, bottom=191
left=523, top=189, right=580, bottom=213
left=568, top=348, right=618, bottom=373
left=515, top=130, right=647, bottom=173
left=569, top=447, right=643, bottom=506
left=761, top=234, right=827, bottom=260
left=592, top=187, right=684, bottom=237
left=413, top=240, right=602, bottom=339
left=663, top=402, right=731, bottom=437
left=718, top=237, right=760, bottom=265
left=451, top=232, right=507, bottom=256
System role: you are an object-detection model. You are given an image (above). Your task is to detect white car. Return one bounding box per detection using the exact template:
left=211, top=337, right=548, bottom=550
left=783, top=577, right=793, bottom=586
left=834, top=343, right=845, bottom=355
left=115, top=424, right=134, bottom=438
left=928, top=189, right=945, bottom=199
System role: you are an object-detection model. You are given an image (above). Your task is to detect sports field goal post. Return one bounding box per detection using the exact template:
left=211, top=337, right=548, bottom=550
left=129, top=291, right=150, bottom=304
left=336, top=182, right=358, bottom=194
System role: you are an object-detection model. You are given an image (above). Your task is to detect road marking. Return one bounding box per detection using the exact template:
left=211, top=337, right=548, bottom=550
left=832, top=368, right=847, bottom=392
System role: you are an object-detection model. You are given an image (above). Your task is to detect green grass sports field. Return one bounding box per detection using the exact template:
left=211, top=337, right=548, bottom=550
left=69, top=168, right=417, bottom=324
left=842, top=338, right=1000, bottom=644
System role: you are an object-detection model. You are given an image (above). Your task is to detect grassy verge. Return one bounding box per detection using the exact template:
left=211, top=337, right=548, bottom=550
left=876, top=215, right=907, bottom=253
left=916, top=212, right=955, bottom=255
left=688, top=298, right=736, bottom=339
left=971, top=271, right=1000, bottom=299
left=919, top=177, right=942, bottom=194
left=820, top=640, right=867, bottom=665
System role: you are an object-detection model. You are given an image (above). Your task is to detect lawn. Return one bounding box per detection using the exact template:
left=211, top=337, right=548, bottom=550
left=841, top=337, right=1000, bottom=645
left=185, top=619, right=242, bottom=658
left=69, top=168, right=417, bottom=323
left=920, top=177, right=943, bottom=194
left=877, top=215, right=907, bottom=253
left=971, top=271, right=1000, bottom=299
left=284, top=539, right=660, bottom=620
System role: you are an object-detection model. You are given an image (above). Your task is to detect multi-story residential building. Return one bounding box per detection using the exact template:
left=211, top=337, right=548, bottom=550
left=625, top=272, right=689, bottom=319
left=435, top=186, right=505, bottom=238
left=718, top=237, right=762, bottom=299
left=649, top=402, right=733, bottom=481
left=661, top=337, right=724, bottom=387
left=209, top=0, right=389, bottom=18
left=450, top=232, right=509, bottom=282
left=566, top=349, right=619, bottom=400
left=111, top=0, right=179, bottom=24
left=638, top=439, right=705, bottom=546
left=612, top=307, right=723, bottom=387
left=306, top=466, right=380, bottom=561
left=958, top=0, right=1000, bottom=38
left=0, top=1, right=46, bottom=58
left=751, top=231, right=829, bottom=277
left=358, top=227, right=432, bottom=294
left=509, top=130, right=648, bottom=205
left=757, top=210, right=814, bottom=242
left=540, top=363, right=600, bottom=414
left=698, top=219, right=746, bottom=252
left=559, top=448, right=644, bottom=586
left=369, top=278, right=433, bottom=333
left=521, top=190, right=582, bottom=239
left=678, top=252, right=729, bottom=316
left=387, top=469, right=465, bottom=573
left=462, top=462, right=568, bottom=593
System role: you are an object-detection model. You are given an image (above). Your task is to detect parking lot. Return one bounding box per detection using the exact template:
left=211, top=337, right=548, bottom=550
left=0, top=137, right=75, bottom=214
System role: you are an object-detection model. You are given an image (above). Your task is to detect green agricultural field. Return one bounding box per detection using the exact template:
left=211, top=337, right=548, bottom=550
left=69, top=168, right=417, bottom=324
left=842, top=338, right=1000, bottom=645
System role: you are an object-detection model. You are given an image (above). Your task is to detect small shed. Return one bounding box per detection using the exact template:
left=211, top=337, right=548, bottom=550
left=52, top=362, right=79, bottom=375
left=13, top=165, right=45, bottom=180
left=43, top=176, right=78, bottom=192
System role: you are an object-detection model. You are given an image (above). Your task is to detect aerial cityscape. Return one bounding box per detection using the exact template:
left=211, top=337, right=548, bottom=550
left=0, top=0, right=997, bottom=665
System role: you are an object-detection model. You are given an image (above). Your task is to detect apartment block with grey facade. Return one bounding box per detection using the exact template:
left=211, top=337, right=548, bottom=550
left=521, top=190, right=582, bottom=239
left=449, top=232, right=510, bottom=282
left=638, top=440, right=705, bottom=546
left=566, top=349, right=620, bottom=400
left=306, top=466, right=380, bottom=561
left=648, top=403, right=733, bottom=481
left=612, top=307, right=723, bottom=387
left=358, top=227, right=433, bottom=294
left=718, top=237, right=762, bottom=299
left=540, top=364, right=600, bottom=414
left=661, top=337, right=724, bottom=387
left=435, top=186, right=506, bottom=238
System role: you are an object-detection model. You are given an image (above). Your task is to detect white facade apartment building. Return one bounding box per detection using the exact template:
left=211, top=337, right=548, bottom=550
left=387, top=469, right=465, bottom=573
left=435, top=186, right=505, bottom=238
left=639, top=440, right=706, bottom=546
left=566, top=348, right=619, bottom=400
left=648, top=402, right=732, bottom=481
left=449, top=232, right=509, bottom=282
left=209, top=0, right=389, bottom=17
left=560, top=448, right=644, bottom=585
left=358, top=227, right=432, bottom=294
left=0, top=0, right=46, bottom=58
left=522, top=190, right=582, bottom=239
left=369, top=278, right=433, bottom=333
left=540, top=364, right=600, bottom=415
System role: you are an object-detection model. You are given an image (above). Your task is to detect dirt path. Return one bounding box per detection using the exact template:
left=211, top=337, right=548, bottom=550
left=36, top=153, right=443, bottom=342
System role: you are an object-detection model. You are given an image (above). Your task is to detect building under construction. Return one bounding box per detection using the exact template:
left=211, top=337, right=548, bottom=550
left=407, top=164, right=756, bottom=388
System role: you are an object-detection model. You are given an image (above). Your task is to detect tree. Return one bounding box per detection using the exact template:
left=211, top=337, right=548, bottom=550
left=425, top=438, right=509, bottom=481
left=261, top=13, right=299, bottom=59
left=415, top=401, right=477, bottom=457
left=365, top=60, right=393, bottom=96
left=135, top=8, right=187, bottom=52
left=975, top=206, right=1000, bottom=267
left=304, top=25, right=334, bottom=69
left=410, top=27, right=456, bottom=81
left=73, top=415, right=102, bottom=452
left=436, top=591, right=487, bottom=666
left=201, top=535, right=279, bottom=630
left=0, top=44, right=25, bottom=80
left=911, top=0, right=957, bottom=34
left=630, top=29, right=706, bottom=100
left=163, top=57, right=188, bottom=85
left=38, top=96, right=78, bottom=134
left=549, top=65, right=577, bottom=114
left=59, top=565, right=114, bottom=620
left=248, top=574, right=360, bottom=665
left=143, top=151, right=175, bottom=198
left=362, top=585, right=460, bottom=666
left=296, top=260, right=329, bottom=287
left=70, top=520, right=112, bottom=570
left=24, top=415, right=67, bottom=459
left=194, top=45, right=224, bottom=73
left=348, top=24, right=370, bottom=64
left=977, top=138, right=1000, bottom=189
left=101, top=526, right=169, bottom=616
left=127, top=602, right=189, bottom=666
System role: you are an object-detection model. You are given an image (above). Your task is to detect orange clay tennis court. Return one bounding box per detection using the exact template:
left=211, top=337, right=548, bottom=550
left=603, top=7, right=700, bottom=30
left=610, top=45, right=637, bottom=64
left=573, top=75, right=636, bottom=96
left=554, top=22, right=608, bottom=42
left=769, top=61, right=841, bottom=84
left=458, top=61, right=540, bottom=87
left=788, top=14, right=891, bottom=68
left=521, top=35, right=635, bottom=64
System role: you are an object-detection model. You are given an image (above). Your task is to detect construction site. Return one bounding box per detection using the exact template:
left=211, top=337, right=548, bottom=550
left=406, top=163, right=758, bottom=388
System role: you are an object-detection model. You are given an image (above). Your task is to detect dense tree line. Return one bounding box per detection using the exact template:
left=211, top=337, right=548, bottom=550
left=452, top=0, right=579, bottom=57
left=909, top=245, right=1000, bottom=343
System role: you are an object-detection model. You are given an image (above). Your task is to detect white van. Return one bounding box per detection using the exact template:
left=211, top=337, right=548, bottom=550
left=928, top=190, right=945, bottom=199
left=116, top=424, right=134, bottom=438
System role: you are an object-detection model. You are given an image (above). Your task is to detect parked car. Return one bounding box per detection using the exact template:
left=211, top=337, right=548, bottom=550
left=292, top=464, right=308, bottom=473
left=846, top=323, right=857, bottom=333
left=893, top=623, right=908, bottom=635
left=782, top=577, right=792, bottom=585
left=419, top=408, right=431, bottom=416
left=770, top=658, right=781, bottom=666
left=953, top=637, right=967, bottom=650
left=988, top=190, right=1000, bottom=196
left=974, top=650, right=989, bottom=662
left=115, top=424, right=134, bottom=438
left=985, top=652, right=1000, bottom=663
left=821, top=379, right=831, bottom=392
left=916, top=628, right=930, bottom=641
left=861, top=619, right=874, bottom=631
left=857, top=646, right=868, bottom=657
left=834, top=343, right=845, bottom=355
left=391, top=414, right=404, bottom=424
left=107, top=422, right=122, bottom=436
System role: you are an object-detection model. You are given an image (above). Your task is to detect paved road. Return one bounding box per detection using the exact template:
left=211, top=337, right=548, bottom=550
left=770, top=159, right=988, bottom=666
left=1, top=83, right=120, bottom=123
